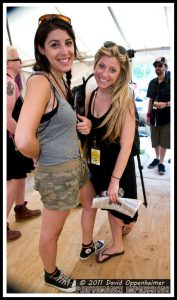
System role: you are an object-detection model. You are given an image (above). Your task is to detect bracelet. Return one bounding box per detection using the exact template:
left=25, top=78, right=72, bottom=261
left=147, top=112, right=151, bottom=118
left=166, top=102, right=168, bottom=107
left=111, top=175, right=120, bottom=180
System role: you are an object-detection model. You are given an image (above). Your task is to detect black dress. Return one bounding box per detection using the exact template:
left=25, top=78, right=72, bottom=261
left=87, top=90, right=138, bottom=224
left=7, top=95, right=34, bottom=180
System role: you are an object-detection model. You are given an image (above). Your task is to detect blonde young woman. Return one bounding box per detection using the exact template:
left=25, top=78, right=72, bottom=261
left=84, top=41, right=138, bottom=263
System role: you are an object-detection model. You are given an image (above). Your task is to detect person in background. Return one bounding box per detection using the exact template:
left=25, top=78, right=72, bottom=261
left=7, top=45, right=41, bottom=242
left=15, top=14, right=104, bottom=292
left=83, top=41, right=138, bottom=263
left=146, top=57, right=170, bottom=175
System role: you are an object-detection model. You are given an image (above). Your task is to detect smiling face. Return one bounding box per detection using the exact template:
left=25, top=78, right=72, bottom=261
left=38, top=28, right=75, bottom=74
left=94, top=55, right=121, bottom=89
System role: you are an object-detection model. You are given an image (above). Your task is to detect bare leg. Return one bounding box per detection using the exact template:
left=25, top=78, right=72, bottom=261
left=7, top=178, right=26, bottom=218
left=159, top=147, right=167, bottom=164
left=80, top=180, right=97, bottom=245
left=39, top=207, right=69, bottom=273
left=107, top=212, right=124, bottom=252
left=15, top=178, right=26, bottom=205
left=7, top=179, right=18, bottom=218
left=122, top=221, right=135, bottom=235
left=97, top=212, right=124, bottom=262
left=155, top=146, right=160, bottom=159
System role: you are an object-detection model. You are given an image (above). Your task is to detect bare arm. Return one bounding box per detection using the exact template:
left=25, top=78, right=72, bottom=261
left=147, top=98, right=152, bottom=125
left=7, top=79, right=19, bottom=134
left=107, top=102, right=135, bottom=202
left=15, top=75, right=51, bottom=160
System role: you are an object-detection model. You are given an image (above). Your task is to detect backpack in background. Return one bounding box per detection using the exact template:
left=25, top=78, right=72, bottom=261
left=71, top=73, right=94, bottom=147
left=71, top=73, right=94, bottom=115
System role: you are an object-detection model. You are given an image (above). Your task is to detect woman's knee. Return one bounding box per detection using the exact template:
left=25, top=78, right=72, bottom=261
left=39, top=226, right=63, bottom=245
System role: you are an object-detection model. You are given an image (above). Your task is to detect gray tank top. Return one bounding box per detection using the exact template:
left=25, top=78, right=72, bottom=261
left=36, top=79, right=79, bottom=166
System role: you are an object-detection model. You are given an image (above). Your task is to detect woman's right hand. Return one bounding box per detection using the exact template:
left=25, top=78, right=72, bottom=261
left=76, top=114, right=92, bottom=135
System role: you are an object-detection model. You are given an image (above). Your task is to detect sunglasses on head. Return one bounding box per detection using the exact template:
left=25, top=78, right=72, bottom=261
left=7, top=58, right=22, bottom=64
left=154, top=63, right=164, bottom=68
left=104, top=41, right=127, bottom=55
left=38, top=14, right=71, bottom=25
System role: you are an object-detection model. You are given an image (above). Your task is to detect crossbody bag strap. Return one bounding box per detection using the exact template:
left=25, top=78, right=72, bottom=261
left=88, top=87, right=98, bottom=114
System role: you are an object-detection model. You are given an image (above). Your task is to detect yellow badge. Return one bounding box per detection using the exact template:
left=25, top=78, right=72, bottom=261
left=91, top=148, right=100, bottom=165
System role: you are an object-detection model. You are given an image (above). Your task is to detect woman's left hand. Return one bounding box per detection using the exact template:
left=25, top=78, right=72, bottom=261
left=107, top=177, right=120, bottom=203
left=76, top=114, right=92, bottom=135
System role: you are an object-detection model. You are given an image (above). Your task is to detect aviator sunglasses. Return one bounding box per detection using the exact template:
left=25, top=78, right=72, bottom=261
left=154, top=63, right=164, bottom=68
left=104, top=41, right=127, bottom=55
left=38, top=14, right=71, bottom=25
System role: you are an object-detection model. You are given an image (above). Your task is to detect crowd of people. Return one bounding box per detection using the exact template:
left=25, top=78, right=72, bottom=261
left=6, top=13, right=170, bottom=293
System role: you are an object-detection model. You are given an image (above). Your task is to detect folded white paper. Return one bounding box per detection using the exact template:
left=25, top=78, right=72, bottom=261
left=92, top=196, right=142, bottom=218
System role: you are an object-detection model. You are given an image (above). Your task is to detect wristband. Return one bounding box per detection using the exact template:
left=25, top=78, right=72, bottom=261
left=147, top=112, right=151, bottom=118
left=111, top=175, right=120, bottom=180
left=166, top=102, right=168, bottom=107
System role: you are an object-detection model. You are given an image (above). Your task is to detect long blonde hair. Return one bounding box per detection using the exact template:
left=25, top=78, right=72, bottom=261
left=94, top=43, right=133, bottom=143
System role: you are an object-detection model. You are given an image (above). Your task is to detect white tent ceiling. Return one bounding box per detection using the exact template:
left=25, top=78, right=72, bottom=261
left=4, top=3, right=174, bottom=65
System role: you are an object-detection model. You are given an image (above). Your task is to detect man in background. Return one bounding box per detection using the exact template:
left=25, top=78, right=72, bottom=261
left=146, top=57, right=170, bottom=175
left=7, top=45, right=41, bottom=241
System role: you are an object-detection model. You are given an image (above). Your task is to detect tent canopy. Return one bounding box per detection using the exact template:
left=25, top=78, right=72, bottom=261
left=5, top=3, right=173, bottom=65
left=5, top=3, right=173, bottom=126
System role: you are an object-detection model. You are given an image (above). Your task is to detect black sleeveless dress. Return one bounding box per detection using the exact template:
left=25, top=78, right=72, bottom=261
left=87, top=90, right=138, bottom=224
left=7, top=95, right=34, bottom=180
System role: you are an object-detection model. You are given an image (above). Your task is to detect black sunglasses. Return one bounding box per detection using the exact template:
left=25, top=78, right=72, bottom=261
left=154, top=63, right=164, bottom=68
left=8, top=58, right=22, bottom=64
left=104, top=41, right=127, bottom=55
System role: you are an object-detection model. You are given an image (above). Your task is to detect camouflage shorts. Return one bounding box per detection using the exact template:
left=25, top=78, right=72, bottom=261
left=34, top=158, right=89, bottom=210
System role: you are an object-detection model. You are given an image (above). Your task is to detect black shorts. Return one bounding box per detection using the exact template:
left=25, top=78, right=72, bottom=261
left=7, top=132, right=34, bottom=180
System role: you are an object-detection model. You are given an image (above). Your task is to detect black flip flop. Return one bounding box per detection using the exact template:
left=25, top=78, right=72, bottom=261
left=96, top=250, right=124, bottom=263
